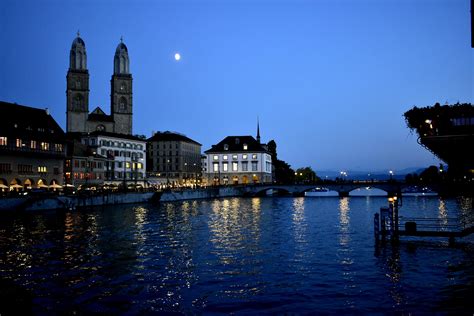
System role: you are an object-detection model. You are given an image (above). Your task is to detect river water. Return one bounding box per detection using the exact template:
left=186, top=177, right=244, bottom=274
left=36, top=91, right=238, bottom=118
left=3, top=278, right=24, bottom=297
left=0, top=196, right=473, bottom=314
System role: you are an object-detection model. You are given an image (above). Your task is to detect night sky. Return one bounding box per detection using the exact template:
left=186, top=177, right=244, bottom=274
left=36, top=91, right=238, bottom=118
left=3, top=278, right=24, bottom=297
left=0, top=0, right=472, bottom=172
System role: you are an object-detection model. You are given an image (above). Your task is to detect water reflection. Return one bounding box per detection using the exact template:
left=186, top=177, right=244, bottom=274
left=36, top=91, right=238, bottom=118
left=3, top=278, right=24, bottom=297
left=0, top=197, right=472, bottom=314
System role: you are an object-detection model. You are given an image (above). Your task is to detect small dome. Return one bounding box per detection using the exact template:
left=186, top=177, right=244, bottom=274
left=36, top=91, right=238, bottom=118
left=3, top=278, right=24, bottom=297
left=115, top=42, right=128, bottom=54
left=71, top=36, right=85, bottom=48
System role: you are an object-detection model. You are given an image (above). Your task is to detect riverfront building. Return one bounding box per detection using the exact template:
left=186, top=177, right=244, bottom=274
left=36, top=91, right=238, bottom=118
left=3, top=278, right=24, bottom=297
left=64, top=136, right=108, bottom=188
left=146, top=131, right=202, bottom=187
left=80, top=132, right=146, bottom=187
left=204, top=135, right=272, bottom=185
left=0, top=101, right=66, bottom=191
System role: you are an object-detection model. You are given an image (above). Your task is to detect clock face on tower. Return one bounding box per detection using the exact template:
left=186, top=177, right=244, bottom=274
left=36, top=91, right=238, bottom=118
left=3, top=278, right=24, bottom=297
left=120, top=83, right=125, bottom=92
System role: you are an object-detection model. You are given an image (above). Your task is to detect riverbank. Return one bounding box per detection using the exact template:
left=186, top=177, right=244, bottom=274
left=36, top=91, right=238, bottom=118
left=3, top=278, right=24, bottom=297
left=0, top=187, right=247, bottom=211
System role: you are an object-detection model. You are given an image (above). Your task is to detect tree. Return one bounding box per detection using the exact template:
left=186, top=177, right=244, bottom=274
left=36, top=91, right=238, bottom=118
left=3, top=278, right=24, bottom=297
left=267, top=140, right=295, bottom=184
left=294, top=167, right=319, bottom=184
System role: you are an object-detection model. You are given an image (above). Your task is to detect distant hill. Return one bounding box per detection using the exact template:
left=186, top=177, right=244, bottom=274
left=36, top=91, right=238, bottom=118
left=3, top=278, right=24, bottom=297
left=316, top=167, right=425, bottom=181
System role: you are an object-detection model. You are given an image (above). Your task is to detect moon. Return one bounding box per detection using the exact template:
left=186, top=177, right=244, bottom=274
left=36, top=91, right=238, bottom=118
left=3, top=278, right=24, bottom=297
left=174, top=53, right=181, bottom=61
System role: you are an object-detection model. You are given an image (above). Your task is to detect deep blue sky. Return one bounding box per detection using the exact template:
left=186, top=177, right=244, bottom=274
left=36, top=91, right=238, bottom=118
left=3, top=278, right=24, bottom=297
left=1, top=0, right=472, bottom=172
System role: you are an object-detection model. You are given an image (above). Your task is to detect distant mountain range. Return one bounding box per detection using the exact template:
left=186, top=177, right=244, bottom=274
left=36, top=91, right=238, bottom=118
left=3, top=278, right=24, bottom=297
left=315, top=167, right=426, bottom=180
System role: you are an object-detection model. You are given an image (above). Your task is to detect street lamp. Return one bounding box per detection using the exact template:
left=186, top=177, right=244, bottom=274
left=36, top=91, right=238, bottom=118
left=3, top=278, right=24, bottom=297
left=389, top=170, right=393, bottom=181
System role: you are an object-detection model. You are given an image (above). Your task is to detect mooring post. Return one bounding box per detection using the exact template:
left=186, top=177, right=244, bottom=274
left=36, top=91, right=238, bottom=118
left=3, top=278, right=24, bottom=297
left=380, top=207, right=388, bottom=242
left=374, top=213, right=380, bottom=242
left=388, top=204, right=394, bottom=237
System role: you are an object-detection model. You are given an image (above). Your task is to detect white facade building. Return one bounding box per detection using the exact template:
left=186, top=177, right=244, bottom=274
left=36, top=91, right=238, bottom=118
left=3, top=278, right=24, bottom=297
left=204, top=136, right=272, bottom=185
left=81, top=132, right=146, bottom=186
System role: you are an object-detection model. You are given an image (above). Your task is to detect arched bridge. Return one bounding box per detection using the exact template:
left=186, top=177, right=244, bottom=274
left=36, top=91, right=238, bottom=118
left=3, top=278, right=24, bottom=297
left=240, top=182, right=438, bottom=197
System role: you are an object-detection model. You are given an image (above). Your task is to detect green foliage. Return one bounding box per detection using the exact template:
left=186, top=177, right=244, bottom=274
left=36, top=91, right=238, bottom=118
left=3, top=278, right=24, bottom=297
left=295, top=166, right=319, bottom=183
left=267, top=139, right=295, bottom=184
left=403, top=102, right=473, bottom=135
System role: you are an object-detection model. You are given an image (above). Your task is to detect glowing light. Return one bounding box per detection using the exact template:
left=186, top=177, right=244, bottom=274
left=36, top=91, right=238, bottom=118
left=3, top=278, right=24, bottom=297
left=174, top=53, right=181, bottom=61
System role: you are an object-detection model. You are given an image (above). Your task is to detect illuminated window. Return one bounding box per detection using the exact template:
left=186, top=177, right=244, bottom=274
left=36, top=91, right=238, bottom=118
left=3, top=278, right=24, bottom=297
left=213, top=155, right=219, bottom=160
left=232, top=162, right=238, bottom=171
left=232, top=155, right=238, bottom=160
left=213, top=163, right=219, bottom=172
left=0, top=137, right=7, bottom=146
left=30, top=140, right=36, bottom=149
left=55, top=144, right=63, bottom=152
left=242, top=154, right=248, bottom=159
left=126, top=162, right=131, bottom=169
left=16, top=139, right=22, bottom=147
left=40, top=142, right=49, bottom=151
left=252, top=154, right=257, bottom=159
left=223, top=162, right=228, bottom=172
left=224, top=144, right=229, bottom=150
left=223, top=155, right=228, bottom=160
left=243, top=144, right=248, bottom=150
left=38, top=166, right=47, bottom=173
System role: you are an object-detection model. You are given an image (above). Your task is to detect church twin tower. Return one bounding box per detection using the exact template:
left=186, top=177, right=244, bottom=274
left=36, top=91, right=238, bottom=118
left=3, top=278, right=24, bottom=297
left=66, top=33, right=133, bottom=135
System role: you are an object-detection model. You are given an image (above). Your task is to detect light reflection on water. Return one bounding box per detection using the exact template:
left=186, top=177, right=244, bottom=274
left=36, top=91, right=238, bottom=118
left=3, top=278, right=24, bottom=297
left=0, top=196, right=473, bottom=314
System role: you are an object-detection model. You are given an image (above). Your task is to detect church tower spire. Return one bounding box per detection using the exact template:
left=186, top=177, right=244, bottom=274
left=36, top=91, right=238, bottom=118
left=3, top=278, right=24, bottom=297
left=256, top=117, right=261, bottom=144
left=66, top=32, right=89, bottom=133
left=111, top=38, right=133, bottom=135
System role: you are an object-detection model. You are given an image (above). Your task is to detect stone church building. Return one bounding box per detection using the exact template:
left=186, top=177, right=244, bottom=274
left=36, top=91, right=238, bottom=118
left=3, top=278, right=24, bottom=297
left=66, top=33, right=133, bottom=135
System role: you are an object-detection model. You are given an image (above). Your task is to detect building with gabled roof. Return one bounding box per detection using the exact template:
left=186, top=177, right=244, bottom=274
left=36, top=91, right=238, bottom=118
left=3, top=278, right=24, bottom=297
left=0, top=101, right=66, bottom=191
left=204, top=134, right=272, bottom=185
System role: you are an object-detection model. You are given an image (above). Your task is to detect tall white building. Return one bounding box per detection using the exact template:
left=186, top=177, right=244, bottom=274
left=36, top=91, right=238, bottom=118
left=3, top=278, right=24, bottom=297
left=204, top=135, right=272, bottom=185
left=81, top=131, right=146, bottom=186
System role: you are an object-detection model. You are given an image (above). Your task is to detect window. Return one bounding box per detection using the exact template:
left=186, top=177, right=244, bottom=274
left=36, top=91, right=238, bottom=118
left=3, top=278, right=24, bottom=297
left=55, top=144, right=63, bottom=152
left=74, top=160, right=79, bottom=168
left=252, top=161, right=258, bottom=171
left=0, top=137, right=7, bottom=146
left=40, top=142, right=49, bottom=151
left=232, top=162, right=238, bottom=171
left=223, top=162, right=228, bottom=172
left=266, top=161, right=272, bottom=172
left=38, top=166, right=47, bottom=173
left=30, top=140, right=37, bottom=149
left=80, top=161, right=86, bottom=168
left=224, top=144, right=229, bottom=150
left=242, top=154, right=248, bottom=160
left=18, top=164, right=33, bottom=174
left=0, top=163, right=11, bottom=173
left=232, top=155, right=238, bottom=160
left=16, top=139, right=22, bottom=147
left=213, top=162, right=219, bottom=172
left=243, top=143, right=248, bottom=150
left=242, top=162, right=248, bottom=171
left=223, top=155, right=228, bottom=160
left=252, top=154, right=258, bottom=159
left=213, top=155, right=219, bottom=161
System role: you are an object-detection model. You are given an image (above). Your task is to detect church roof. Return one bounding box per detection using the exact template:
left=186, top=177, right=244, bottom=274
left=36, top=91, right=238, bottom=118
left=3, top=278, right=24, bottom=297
left=205, top=136, right=267, bottom=153
left=0, top=101, right=65, bottom=141
left=147, top=131, right=201, bottom=145
left=86, top=131, right=145, bottom=142
left=87, top=107, right=114, bottom=122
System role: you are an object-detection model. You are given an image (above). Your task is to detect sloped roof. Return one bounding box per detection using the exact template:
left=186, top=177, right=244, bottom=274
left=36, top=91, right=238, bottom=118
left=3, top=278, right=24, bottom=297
left=147, top=131, right=201, bottom=145
left=88, top=107, right=114, bottom=122
left=205, top=136, right=266, bottom=153
left=0, top=101, right=65, bottom=140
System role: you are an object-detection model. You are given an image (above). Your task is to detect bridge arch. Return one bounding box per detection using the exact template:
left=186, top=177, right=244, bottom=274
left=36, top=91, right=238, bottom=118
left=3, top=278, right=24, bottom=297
left=348, top=186, right=388, bottom=196
left=299, top=186, right=339, bottom=196
left=252, top=187, right=291, bottom=197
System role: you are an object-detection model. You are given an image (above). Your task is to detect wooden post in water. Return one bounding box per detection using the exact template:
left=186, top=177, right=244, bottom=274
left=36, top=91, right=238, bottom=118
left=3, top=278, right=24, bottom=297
left=374, top=213, right=380, bottom=242
left=380, top=207, right=388, bottom=242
